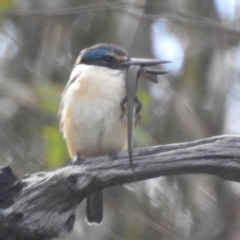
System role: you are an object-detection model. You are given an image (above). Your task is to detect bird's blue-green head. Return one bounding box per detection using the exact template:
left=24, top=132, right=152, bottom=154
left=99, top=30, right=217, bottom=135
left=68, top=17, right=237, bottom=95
left=76, top=43, right=169, bottom=69
left=77, top=43, right=129, bottom=69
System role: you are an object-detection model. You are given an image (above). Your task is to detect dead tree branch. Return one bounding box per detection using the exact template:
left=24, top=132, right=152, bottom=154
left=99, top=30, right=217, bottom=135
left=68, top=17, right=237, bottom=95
left=1, top=135, right=240, bottom=240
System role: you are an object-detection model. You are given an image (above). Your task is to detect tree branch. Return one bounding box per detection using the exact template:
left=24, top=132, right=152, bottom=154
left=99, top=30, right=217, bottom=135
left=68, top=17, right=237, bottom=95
left=1, top=135, right=240, bottom=240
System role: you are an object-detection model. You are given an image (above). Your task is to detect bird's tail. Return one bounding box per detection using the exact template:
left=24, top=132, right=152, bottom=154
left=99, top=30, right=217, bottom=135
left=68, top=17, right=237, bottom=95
left=86, top=190, right=103, bottom=223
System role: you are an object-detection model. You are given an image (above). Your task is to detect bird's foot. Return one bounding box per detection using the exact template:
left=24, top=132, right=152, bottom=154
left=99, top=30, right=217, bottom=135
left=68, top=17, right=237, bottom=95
left=70, top=152, right=84, bottom=166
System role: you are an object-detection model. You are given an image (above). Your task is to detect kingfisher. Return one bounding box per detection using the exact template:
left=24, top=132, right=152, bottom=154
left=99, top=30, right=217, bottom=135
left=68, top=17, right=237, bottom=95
left=59, top=43, right=167, bottom=224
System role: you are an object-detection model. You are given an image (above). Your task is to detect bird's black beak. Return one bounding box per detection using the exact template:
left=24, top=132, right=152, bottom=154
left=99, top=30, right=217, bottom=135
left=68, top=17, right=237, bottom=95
left=119, top=58, right=171, bottom=67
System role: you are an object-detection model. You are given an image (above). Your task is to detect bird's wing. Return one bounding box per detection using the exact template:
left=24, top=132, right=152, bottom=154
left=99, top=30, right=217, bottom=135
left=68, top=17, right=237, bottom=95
left=58, top=71, right=80, bottom=132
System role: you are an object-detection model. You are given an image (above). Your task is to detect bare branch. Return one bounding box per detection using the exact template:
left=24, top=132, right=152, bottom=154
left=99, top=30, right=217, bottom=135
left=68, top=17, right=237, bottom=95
left=1, top=1, right=239, bottom=41
left=1, top=135, right=240, bottom=240
left=0, top=2, right=127, bottom=17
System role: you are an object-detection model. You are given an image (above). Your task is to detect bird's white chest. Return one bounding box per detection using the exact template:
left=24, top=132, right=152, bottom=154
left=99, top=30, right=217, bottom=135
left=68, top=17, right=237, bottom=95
left=62, top=65, right=127, bottom=157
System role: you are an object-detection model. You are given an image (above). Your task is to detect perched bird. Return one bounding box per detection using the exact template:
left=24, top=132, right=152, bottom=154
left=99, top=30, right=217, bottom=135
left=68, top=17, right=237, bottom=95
left=59, top=43, right=166, bottom=223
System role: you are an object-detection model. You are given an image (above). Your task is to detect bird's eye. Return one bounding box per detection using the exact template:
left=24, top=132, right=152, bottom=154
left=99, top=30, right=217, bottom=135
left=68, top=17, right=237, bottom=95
left=102, top=55, right=115, bottom=63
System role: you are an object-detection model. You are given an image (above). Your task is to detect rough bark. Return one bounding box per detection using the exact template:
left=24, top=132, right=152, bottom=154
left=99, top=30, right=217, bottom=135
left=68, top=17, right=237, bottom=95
left=1, top=135, right=240, bottom=240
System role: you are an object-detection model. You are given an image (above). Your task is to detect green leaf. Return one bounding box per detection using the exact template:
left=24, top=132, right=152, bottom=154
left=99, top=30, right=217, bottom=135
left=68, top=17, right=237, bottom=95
left=137, top=89, right=151, bottom=123
left=0, top=0, right=14, bottom=11
left=43, top=125, right=68, bottom=169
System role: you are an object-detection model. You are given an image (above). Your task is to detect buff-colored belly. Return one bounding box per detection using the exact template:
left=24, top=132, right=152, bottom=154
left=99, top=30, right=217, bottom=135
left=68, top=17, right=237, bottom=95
left=64, top=98, right=127, bottom=158
left=61, top=66, right=127, bottom=158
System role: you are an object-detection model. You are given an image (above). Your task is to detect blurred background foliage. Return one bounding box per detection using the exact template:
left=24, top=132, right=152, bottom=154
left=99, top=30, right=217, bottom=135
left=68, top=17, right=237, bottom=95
left=0, top=0, right=240, bottom=239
